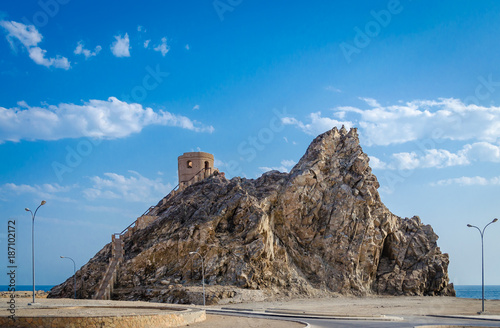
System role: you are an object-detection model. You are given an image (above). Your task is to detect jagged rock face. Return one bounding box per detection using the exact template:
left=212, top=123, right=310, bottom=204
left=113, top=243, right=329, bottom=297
left=49, top=127, right=454, bottom=302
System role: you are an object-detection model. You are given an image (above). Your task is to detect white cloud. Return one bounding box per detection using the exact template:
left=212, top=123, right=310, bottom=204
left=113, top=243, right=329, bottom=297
left=214, top=159, right=226, bottom=168
left=144, top=39, right=150, bottom=48
left=83, top=171, right=171, bottom=202
left=433, top=176, right=500, bottom=186
left=192, top=104, right=200, bottom=110
left=348, top=98, right=500, bottom=146
left=369, top=156, right=387, bottom=170
left=375, top=142, right=500, bottom=170
left=259, top=159, right=296, bottom=173
left=282, top=112, right=352, bottom=136
left=74, top=41, right=101, bottom=59
left=153, top=37, right=169, bottom=56
left=0, top=20, right=70, bottom=69
left=285, top=98, right=500, bottom=146
left=185, top=44, right=190, bottom=50
left=325, top=86, right=342, bottom=93
left=0, top=97, right=214, bottom=143
left=281, top=159, right=296, bottom=167
left=359, top=97, right=381, bottom=108
left=390, top=149, right=469, bottom=170
left=111, top=33, right=130, bottom=57
left=0, top=182, right=75, bottom=202
left=0, top=20, right=41, bottom=48
left=28, top=47, right=70, bottom=69
left=137, top=25, right=145, bottom=32
left=462, top=142, right=500, bottom=162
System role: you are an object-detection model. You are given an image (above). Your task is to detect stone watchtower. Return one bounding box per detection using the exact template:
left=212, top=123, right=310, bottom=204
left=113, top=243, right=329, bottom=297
left=177, top=152, right=217, bottom=190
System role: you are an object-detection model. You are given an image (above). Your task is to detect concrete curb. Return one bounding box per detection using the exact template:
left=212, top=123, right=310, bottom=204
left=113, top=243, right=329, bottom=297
left=427, top=314, right=500, bottom=322
left=265, top=308, right=386, bottom=318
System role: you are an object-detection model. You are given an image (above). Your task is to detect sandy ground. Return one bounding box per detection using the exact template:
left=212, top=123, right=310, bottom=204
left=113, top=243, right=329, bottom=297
left=187, top=314, right=304, bottom=328
left=215, top=295, right=500, bottom=316
left=1, top=295, right=499, bottom=327
left=190, top=296, right=500, bottom=327
left=0, top=297, right=303, bottom=327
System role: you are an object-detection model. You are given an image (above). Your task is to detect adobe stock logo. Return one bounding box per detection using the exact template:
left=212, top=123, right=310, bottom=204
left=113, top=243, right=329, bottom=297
left=213, top=0, right=242, bottom=21
left=224, top=108, right=288, bottom=177
left=22, top=0, right=71, bottom=29
left=52, top=65, right=167, bottom=182
left=120, top=65, right=169, bottom=103
left=339, top=0, right=404, bottom=64
left=52, top=138, right=102, bottom=182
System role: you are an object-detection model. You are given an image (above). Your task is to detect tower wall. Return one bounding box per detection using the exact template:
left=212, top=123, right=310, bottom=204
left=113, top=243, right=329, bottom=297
left=178, top=152, right=215, bottom=185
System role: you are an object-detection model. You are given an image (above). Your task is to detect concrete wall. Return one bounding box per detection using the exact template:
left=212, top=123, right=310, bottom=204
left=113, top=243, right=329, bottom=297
left=0, top=308, right=206, bottom=328
left=136, top=215, right=157, bottom=230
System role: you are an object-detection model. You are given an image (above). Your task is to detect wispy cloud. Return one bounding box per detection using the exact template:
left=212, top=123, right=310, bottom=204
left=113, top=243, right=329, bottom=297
left=371, top=142, right=500, bottom=170
left=0, top=97, right=214, bottom=143
left=74, top=41, right=101, bottom=59
left=432, top=176, right=500, bottom=186
left=282, top=112, right=352, bottom=136
left=259, top=159, right=296, bottom=173
left=368, top=156, right=387, bottom=170
left=83, top=170, right=171, bottom=203
left=325, top=85, right=342, bottom=93
left=0, top=182, right=75, bottom=202
left=111, top=33, right=130, bottom=57
left=153, top=37, right=169, bottom=56
left=0, top=20, right=70, bottom=69
left=284, top=98, right=500, bottom=146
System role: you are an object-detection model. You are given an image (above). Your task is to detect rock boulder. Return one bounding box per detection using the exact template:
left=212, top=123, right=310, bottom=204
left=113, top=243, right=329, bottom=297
left=49, top=127, right=454, bottom=302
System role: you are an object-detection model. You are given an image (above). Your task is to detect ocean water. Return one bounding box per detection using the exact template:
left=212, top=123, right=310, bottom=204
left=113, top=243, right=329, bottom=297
left=455, top=285, right=500, bottom=300
left=1, top=285, right=499, bottom=299
left=0, top=285, right=54, bottom=292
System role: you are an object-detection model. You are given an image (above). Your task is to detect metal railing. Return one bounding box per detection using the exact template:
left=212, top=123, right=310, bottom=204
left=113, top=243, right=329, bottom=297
left=118, top=167, right=213, bottom=237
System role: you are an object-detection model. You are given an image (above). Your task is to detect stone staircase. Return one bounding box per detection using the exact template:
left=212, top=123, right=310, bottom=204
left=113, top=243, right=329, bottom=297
left=93, top=234, right=123, bottom=300
left=92, top=167, right=218, bottom=300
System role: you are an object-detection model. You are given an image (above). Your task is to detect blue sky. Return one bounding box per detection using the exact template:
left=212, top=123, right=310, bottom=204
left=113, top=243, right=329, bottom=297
left=0, top=1, right=499, bottom=287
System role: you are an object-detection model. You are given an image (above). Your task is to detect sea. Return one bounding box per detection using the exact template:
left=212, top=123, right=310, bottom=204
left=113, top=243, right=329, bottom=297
left=1, top=285, right=499, bottom=299
left=0, top=285, right=54, bottom=292
left=454, top=285, right=500, bottom=300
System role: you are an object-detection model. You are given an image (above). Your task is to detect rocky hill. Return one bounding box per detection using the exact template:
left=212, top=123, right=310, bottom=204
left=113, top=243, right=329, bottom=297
left=49, top=127, right=454, bottom=303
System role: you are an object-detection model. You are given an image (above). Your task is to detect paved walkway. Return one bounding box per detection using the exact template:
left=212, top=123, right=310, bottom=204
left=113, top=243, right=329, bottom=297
left=1, top=295, right=499, bottom=327
left=208, top=296, right=500, bottom=321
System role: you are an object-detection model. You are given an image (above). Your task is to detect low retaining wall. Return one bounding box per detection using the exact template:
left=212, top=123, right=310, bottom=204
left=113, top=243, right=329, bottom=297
left=0, top=306, right=205, bottom=328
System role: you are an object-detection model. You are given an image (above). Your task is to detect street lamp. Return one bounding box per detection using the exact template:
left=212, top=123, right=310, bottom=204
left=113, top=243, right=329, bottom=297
left=60, top=256, right=77, bottom=299
left=189, top=251, right=205, bottom=306
left=467, top=218, right=498, bottom=314
left=25, top=200, right=46, bottom=305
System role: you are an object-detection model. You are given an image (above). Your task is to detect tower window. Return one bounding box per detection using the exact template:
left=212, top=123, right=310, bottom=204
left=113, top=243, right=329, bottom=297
left=187, top=160, right=193, bottom=168
left=205, top=161, right=209, bottom=169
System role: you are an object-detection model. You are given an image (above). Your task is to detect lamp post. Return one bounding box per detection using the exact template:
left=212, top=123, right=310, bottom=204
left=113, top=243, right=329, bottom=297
left=25, top=200, right=46, bottom=305
left=189, top=251, right=205, bottom=306
left=467, top=218, right=498, bottom=314
left=60, top=256, right=77, bottom=299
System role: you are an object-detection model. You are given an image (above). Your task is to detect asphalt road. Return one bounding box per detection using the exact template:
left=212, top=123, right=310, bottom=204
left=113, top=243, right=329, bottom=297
left=207, top=310, right=500, bottom=327
left=305, top=316, right=500, bottom=327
